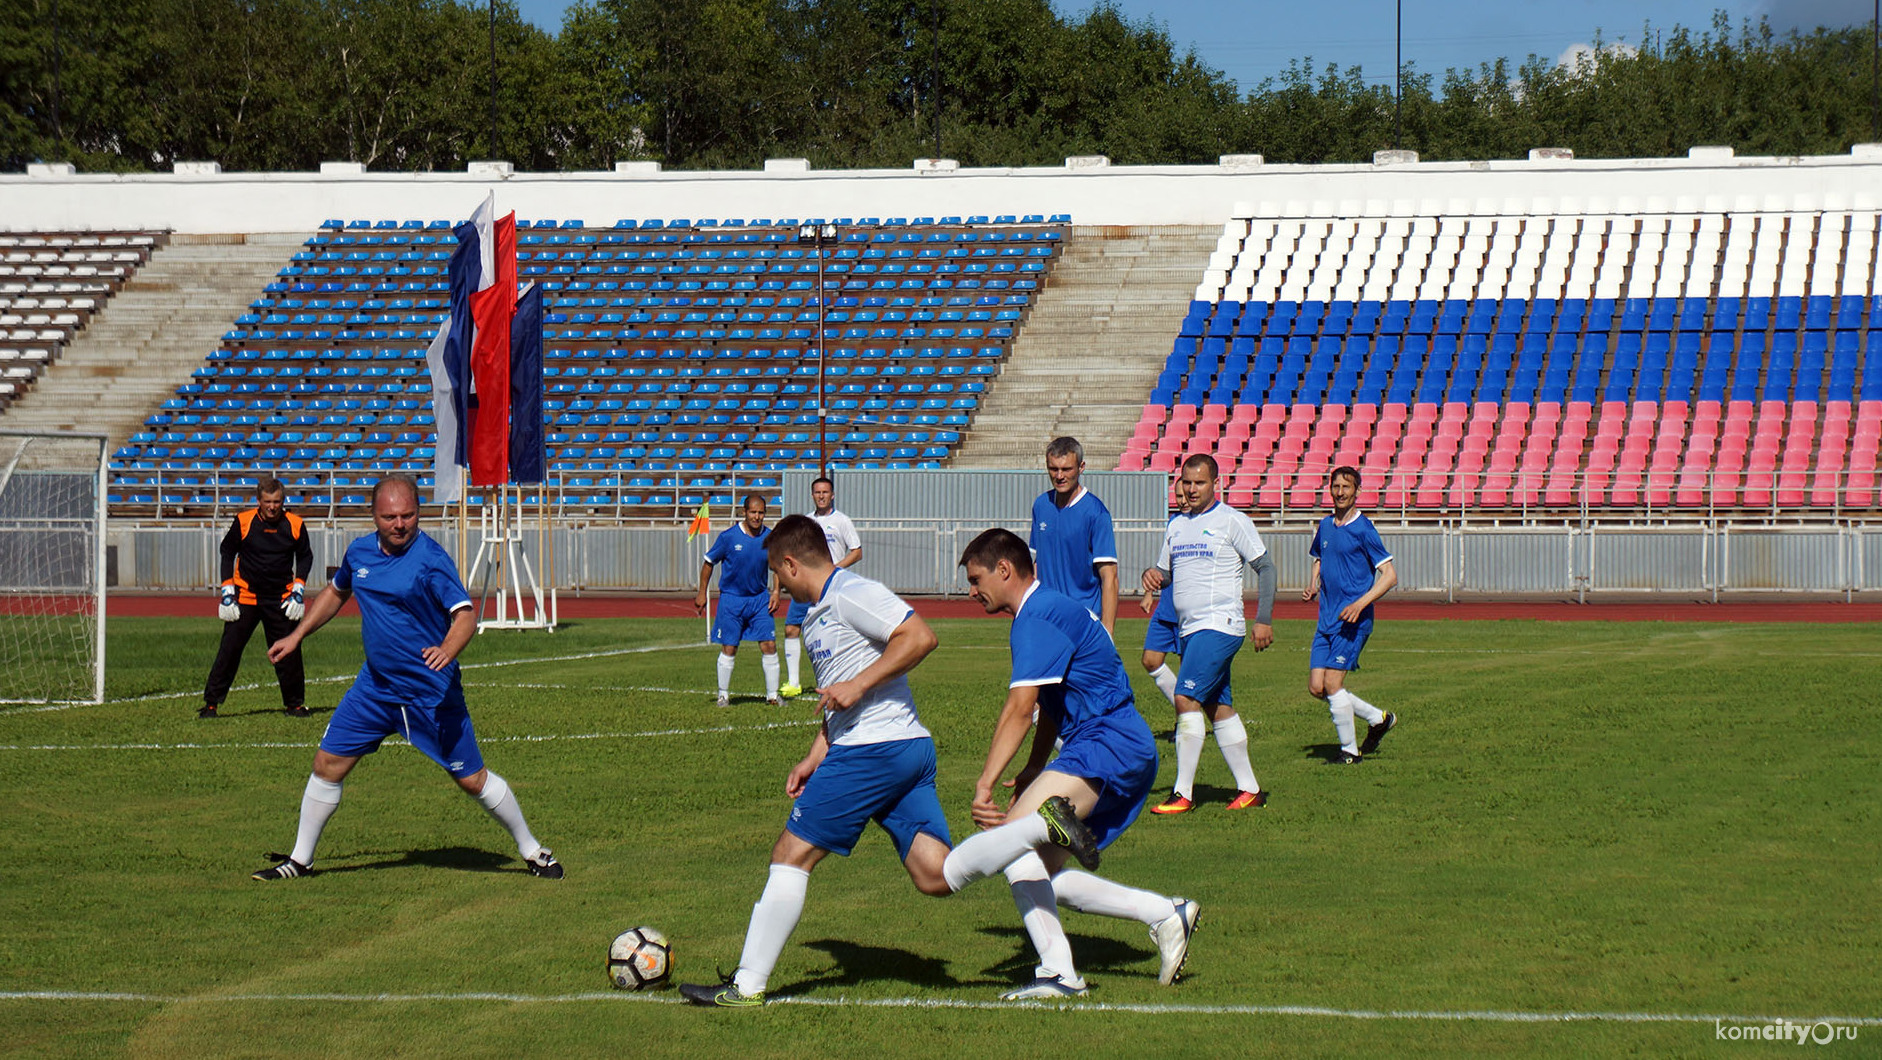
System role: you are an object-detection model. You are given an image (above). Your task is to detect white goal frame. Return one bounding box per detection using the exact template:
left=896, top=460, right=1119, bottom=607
left=0, top=429, right=108, bottom=704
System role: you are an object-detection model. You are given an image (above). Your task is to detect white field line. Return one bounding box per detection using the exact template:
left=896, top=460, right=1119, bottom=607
left=0, top=718, right=818, bottom=753
left=0, top=990, right=1874, bottom=1027
left=0, top=642, right=706, bottom=716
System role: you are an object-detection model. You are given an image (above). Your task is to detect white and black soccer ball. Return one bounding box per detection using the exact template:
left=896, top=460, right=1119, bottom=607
left=607, top=926, right=671, bottom=990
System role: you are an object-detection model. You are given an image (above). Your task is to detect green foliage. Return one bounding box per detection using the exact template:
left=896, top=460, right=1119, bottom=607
left=2, top=3, right=1879, bottom=172
left=0, top=614, right=1877, bottom=1056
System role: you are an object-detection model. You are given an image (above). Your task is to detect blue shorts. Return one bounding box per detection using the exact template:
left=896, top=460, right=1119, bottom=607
left=785, top=598, right=810, bottom=628
left=1311, top=622, right=1372, bottom=671
left=787, top=737, right=952, bottom=859
left=320, top=680, right=486, bottom=778
left=713, top=592, right=776, bottom=646
left=1143, top=612, right=1182, bottom=655
left=1175, top=629, right=1243, bottom=707
left=1045, top=713, right=1159, bottom=850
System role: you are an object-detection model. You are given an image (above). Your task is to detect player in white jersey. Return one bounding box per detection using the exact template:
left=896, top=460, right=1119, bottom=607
left=1140, top=453, right=1277, bottom=814
left=678, top=514, right=950, bottom=1008
left=781, top=476, right=862, bottom=698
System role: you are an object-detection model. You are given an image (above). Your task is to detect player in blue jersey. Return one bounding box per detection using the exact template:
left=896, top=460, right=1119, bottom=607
left=1141, top=454, right=1277, bottom=814
left=780, top=476, right=862, bottom=698
left=695, top=494, right=783, bottom=707
left=1030, top=437, right=1119, bottom=633
left=943, top=529, right=1200, bottom=1000
left=679, top=515, right=949, bottom=1008
left=1304, top=466, right=1400, bottom=763
left=250, top=475, right=562, bottom=881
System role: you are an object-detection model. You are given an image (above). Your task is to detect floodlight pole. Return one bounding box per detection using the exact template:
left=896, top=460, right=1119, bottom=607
left=1872, top=0, right=1879, bottom=141
left=1394, top=0, right=1402, bottom=150
left=798, top=223, right=837, bottom=479
left=489, top=0, right=499, bottom=160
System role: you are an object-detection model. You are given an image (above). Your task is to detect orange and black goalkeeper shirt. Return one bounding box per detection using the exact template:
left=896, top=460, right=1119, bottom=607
left=219, top=508, right=314, bottom=604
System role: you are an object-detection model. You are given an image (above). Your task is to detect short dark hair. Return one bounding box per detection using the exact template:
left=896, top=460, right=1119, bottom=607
left=1180, top=453, right=1219, bottom=479
left=958, top=527, right=1034, bottom=578
left=256, top=476, right=285, bottom=498
left=766, top=514, right=830, bottom=565
left=1045, top=436, right=1084, bottom=463
left=742, top=492, right=768, bottom=512
left=1330, top=465, right=1361, bottom=487
left=812, top=476, right=834, bottom=491
left=372, top=474, right=417, bottom=508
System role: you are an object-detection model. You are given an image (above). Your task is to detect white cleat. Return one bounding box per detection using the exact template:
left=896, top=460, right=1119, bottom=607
left=716, top=692, right=731, bottom=708
left=1152, top=898, right=1201, bottom=984
left=999, top=974, right=1089, bottom=1001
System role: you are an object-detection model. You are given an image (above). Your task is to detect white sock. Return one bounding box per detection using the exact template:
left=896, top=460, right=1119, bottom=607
left=762, top=653, right=780, bottom=698
left=1006, top=852, right=1081, bottom=985
left=1051, top=868, right=1177, bottom=927
left=1148, top=663, right=1178, bottom=705
left=1171, top=711, right=1207, bottom=799
left=1341, top=688, right=1385, bottom=726
left=290, top=774, right=343, bottom=866
left=785, top=636, right=802, bottom=686
left=942, top=813, right=1050, bottom=892
left=1327, top=691, right=1359, bottom=754
left=475, top=771, right=542, bottom=859
left=733, top=863, right=811, bottom=997
left=717, top=653, right=735, bottom=695
left=1214, top=714, right=1260, bottom=794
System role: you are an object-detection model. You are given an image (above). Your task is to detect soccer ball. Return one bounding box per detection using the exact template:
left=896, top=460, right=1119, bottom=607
left=607, top=926, right=671, bottom=990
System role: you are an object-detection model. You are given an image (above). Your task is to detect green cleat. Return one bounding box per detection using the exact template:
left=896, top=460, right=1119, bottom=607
left=679, top=979, right=764, bottom=1008
left=1037, top=795, right=1101, bottom=870
left=778, top=683, right=803, bottom=698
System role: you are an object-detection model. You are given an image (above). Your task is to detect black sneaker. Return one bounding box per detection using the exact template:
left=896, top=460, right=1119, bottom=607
left=197, top=704, right=219, bottom=719
left=1038, top=795, right=1101, bottom=871
left=251, top=853, right=309, bottom=880
left=285, top=705, right=310, bottom=717
left=1359, top=712, right=1397, bottom=755
left=524, top=848, right=564, bottom=879
left=1330, top=749, right=1364, bottom=765
left=679, top=977, right=764, bottom=1007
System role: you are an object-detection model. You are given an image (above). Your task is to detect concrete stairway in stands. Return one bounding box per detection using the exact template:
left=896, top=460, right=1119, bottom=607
left=950, top=224, right=1217, bottom=470
left=0, top=234, right=297, bottom=450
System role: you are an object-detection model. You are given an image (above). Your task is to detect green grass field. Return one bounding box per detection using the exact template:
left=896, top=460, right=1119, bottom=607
left=1, top=614, right=1876, bottom=1058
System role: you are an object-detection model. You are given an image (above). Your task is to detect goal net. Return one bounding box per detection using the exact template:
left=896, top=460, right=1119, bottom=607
left=0, top=431, right=106, bottom=704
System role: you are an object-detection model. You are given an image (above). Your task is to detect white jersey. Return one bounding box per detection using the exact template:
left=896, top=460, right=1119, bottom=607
left=809, top=508, right=862, bottom=564
left=801, top=567, right=930, bottom=746
left=1156, top=500, right=1269, bottom=639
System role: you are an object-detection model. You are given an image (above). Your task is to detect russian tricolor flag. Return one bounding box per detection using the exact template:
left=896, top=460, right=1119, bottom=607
left=425, top=193, right=543, bottom=502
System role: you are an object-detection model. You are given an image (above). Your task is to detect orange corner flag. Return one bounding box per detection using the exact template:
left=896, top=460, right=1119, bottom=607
left=686, top=502, right=711, bottom=540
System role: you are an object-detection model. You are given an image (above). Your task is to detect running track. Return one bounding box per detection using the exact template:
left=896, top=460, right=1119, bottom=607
left=107, top=594, right=1882, bottom=622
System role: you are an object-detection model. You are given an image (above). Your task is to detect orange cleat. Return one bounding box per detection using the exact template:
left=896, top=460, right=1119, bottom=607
left=1225, top=790, right=1268, bottom=810
left=1150, top=793, right=1194, bottom=815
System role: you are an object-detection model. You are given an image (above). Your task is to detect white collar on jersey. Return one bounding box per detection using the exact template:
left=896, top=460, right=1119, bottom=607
left=1015, top=578, right=1044, bottom=617
left=1333, top=508, right=1365, bottom=527
left=1053, top=485, right=1088, bottom=510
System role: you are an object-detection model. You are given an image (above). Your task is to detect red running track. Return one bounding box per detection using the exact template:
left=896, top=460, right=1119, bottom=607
left=105, top=593, right=1882, bottom=623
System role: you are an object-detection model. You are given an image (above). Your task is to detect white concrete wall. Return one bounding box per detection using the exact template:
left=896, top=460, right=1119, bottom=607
left=4, top=149, right=1882, bottom=235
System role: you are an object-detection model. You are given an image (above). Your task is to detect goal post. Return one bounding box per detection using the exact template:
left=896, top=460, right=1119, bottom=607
left=0, top=430, right=107, bottom=704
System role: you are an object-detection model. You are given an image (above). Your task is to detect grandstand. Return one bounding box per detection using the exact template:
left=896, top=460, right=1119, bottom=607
left=1, top=146, right=1878, bottom=525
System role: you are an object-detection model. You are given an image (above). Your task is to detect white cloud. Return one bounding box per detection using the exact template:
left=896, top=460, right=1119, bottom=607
left=1555, top=40, right=1639, bottom=72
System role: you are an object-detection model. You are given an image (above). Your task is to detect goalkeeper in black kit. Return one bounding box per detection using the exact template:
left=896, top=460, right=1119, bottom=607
left=200, top=477, right=314, bottom=718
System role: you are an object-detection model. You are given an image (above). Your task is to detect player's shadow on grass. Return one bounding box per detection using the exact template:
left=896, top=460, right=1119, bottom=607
left=977, top=926, right=1154, bottom=978
left=315, top=845, right=515, bottom=875
left=780, top=939, right=981, bottom=993
left=1301, top=742, right=1354, bottom=763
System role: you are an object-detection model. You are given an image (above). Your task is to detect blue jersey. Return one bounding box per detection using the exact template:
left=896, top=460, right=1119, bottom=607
left=1308, top=511, right=1394, bottom=634
left=331, top=530, right=473, bottom=705
left=705, top=522, right=772, bottom=597
left=1029, top=488, right=1118, bottom=617
left=1009, top=583, right=1145, bottom=750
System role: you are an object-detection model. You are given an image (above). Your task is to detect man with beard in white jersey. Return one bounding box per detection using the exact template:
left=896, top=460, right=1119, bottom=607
left=780, top=476, right=862, bottom=698
left=1140, top=453, right=1277, bottom=814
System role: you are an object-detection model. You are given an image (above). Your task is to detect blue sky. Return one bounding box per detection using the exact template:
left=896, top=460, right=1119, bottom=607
left=511, top=0, right=1877, bottom=92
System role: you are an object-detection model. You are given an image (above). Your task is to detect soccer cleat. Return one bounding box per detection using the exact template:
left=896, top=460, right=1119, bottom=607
left=1225, top=789, right=1268, bottom=810
left=284, top=705, right=310, bottom=717
left=679, top=978, right=764, bottom=1008
left=778, top=683, right=802, bottom=698
left=250, top=854, right=309, bottom=880
left=1330, top=750, right=1363, bottom=765
left=999, top=974, right=1089, bottom=1001
left=1152, top=898, right=1202, bottom=984
left=1037, top=795, right=1101, bottom=870
left=1359, top=712, right=1397, bottom=755
left=716, top=692, right=731, bottom=708
left=197, top=704, right=219, bottom=719
left=524, top=848, right=564, bottom=879
left=1150, top=793, right=1193, bottom=815
left=765, top=696, right=782, bottom=707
